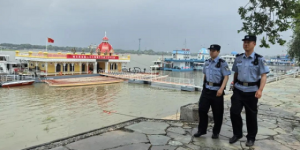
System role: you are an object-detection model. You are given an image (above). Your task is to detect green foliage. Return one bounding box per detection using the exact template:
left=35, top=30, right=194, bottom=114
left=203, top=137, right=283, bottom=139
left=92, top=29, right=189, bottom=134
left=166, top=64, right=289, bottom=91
left=288, top=20, right=300, bottom=64
left=287, top=1, right=300, bottom=65
left=238, top=0, right=300, bottom=48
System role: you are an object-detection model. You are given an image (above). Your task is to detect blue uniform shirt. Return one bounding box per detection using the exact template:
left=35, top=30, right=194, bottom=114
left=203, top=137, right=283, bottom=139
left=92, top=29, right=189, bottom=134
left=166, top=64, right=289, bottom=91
left=232, top=52, right=270, bottom=92
left=203, top=56, right=231, bottom=91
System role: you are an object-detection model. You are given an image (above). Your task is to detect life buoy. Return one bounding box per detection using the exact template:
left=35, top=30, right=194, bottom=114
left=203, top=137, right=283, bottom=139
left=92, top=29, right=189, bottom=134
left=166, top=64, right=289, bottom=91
left=59, top=72, right=63, bottom=76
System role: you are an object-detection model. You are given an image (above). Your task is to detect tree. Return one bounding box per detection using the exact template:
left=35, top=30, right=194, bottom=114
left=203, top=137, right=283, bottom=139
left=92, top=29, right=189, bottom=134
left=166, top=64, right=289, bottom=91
left=238, top=0, right=300, bottom=48
left=288, top=14, right=300, bottom=65
left=71, top=48, right=76, bottom=54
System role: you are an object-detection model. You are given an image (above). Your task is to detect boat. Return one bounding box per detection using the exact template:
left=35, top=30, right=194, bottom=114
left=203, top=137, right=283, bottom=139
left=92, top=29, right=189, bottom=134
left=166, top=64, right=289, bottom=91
left=0, top=80, right=35, bottom=87
left=267, top=54, right=295, bottom=66
left=163, top=49, right=196, bottom=72
left=220, top=54, right=236, bottom=70
left=194, top=48, right=210, bottom=70
left=194, top=62, right=205, bottom=70
left=150, top=58, right=163, bottom=70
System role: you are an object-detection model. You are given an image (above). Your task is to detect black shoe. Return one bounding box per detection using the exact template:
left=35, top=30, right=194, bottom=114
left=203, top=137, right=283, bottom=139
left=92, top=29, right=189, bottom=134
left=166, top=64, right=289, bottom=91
left=211, top=134, right=219, bottom=139
left=229, top=135, right=243, bottom=144
left=245, top=140, right=255, bottom=147
left=193, top=132, right=205, bottom=137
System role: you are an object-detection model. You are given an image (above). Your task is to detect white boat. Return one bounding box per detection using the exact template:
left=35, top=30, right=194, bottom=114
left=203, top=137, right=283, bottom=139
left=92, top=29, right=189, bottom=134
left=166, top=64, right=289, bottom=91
left=0, top=80, right=35, bottom=87
left=150, top=58, right=162, bottom=70
left=197, top=48, right=210, bottom=61
left=0, top=54, right=25, bottom=74
left=194, top=62, right=205, bottom=70
left=192, top=48, right=210, bottom=70
left=220, top=55, right=236, bottom=70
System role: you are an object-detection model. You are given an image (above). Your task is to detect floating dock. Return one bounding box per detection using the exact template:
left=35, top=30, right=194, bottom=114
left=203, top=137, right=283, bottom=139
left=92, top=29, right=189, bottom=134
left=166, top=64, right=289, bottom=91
left=100, top=72, right=201, bottom=92
left=45, top=76, right=124, bottom=87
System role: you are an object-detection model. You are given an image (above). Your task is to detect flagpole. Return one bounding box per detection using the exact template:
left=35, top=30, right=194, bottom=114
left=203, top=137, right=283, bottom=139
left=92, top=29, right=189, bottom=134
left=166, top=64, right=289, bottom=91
left=46, top=37, right=48, bottom=52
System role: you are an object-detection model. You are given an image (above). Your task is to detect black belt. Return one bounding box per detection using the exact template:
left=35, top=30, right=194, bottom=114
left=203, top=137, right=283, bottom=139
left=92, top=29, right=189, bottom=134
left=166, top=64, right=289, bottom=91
left=236, top=79, right=258, bottom=86
left=206, top=82, right=221, bottom=86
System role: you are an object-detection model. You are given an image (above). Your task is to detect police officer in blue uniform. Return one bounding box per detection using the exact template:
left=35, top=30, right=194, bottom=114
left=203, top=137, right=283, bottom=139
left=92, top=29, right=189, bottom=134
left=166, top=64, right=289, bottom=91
left=194, top=44, right=231, bottom=139
left=229, top=35, right=269, bottom=147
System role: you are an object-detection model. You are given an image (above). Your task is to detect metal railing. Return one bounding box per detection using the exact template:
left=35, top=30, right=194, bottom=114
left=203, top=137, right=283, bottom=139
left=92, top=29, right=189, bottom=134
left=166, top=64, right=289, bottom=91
left=152, top=77, right=195, bottom=86
left=100, top=71, right=195, bottom=86
left=266, top=70, right=299, bottom=83
left=0, top=74, right=35, bottom=83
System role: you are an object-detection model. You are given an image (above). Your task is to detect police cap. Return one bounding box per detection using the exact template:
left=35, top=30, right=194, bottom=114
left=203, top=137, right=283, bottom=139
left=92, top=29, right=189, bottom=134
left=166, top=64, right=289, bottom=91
left=208, top=44, right=221, bottom=51
left=242, top=35, right=257, bottom=42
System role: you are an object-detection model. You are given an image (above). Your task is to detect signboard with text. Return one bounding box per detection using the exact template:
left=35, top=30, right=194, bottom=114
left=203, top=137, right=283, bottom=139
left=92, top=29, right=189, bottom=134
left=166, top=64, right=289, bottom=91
left=66, top=54, right=119, bottom=59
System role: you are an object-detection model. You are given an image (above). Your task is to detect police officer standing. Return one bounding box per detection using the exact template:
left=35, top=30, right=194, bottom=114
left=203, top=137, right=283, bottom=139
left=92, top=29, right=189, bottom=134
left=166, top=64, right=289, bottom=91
left=229, top=35, right=269, bottom=147
left=194, top=44, right=231, bottom=139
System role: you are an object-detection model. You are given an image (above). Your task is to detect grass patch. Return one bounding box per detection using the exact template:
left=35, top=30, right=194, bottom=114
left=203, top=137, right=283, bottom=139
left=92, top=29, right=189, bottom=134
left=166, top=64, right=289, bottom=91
left=44, top=125, right=49, bottom=132
left=42, top=116, right=57, bottom=123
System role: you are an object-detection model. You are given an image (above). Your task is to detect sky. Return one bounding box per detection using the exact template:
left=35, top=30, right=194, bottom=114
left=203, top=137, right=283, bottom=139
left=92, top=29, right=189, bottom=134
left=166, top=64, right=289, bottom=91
left=0, top=0, right=294, bottom=56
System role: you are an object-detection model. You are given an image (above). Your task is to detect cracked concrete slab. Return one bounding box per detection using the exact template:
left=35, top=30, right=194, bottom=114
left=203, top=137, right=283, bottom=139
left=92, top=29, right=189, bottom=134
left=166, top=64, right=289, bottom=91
left=175, top=147, right=189, bottom=150
left=256, top=126, right=279, bottom=136
left=274, top=134, right=300, bottom=149
left=292, top=127, right=300, bottom=141
left=274, top=128, right=287, bottom=134
left=49, top=146, right=69, bottom=150
left=169, top=122, right=183, bottom=127
left=241, top=140, right=291, bottom=150
left=167, top=132, right=192, bottom=144
left=168, top=140, right=183, bottom=146
left=167, top=127, right=186, bottom=135
left=258, top=121, right=278, bottom=129
left=148, top=135, right=171, bottom=146
left=151, top=145, right=177, bottom=150
left=109, top=143, right=151, bottom=150
left=125, top=121, right=169, bottom=135
left=66, top=130, right=148, bottom=150
left=193, top=138, right=241, bottom=150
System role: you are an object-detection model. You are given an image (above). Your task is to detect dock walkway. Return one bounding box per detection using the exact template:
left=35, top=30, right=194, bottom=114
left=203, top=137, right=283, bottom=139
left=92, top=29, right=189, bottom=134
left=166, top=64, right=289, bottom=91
left=100, top=72, right=199, bottom=91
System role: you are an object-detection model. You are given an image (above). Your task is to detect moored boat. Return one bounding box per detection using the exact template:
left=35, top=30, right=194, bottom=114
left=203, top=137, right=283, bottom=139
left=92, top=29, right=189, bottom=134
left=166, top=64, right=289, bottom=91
left=0, top=80, right=35, bottom=87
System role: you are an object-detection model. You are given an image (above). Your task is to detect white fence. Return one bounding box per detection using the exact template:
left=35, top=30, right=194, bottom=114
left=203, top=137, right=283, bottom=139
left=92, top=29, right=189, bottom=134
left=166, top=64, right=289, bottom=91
left=101, top=71, right=196, bottom=86
left=266, top=70, right=299, bottom=83
left=152, top=77, right=195, bottom=86
left=0, top=74, right=35, bottom=83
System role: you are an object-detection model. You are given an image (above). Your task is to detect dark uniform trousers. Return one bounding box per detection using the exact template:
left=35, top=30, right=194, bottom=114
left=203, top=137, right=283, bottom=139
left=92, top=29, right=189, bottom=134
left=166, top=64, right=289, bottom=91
left=198, top=88, right=224, bottom=135
left=230, top=88, right=258, bottom=141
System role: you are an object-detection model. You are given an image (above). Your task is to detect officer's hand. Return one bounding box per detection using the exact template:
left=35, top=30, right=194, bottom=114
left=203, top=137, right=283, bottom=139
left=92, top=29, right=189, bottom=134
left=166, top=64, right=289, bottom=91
left=255, top=89, right=262, bottom=99
left=216, top=89, right=223, bottom=97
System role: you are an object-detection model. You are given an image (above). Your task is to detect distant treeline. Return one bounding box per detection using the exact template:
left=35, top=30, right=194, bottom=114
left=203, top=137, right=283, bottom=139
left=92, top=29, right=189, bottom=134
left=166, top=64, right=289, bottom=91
left=0, top=43, right=192, bottom=55
left=0, top=43, right=283, bottom=58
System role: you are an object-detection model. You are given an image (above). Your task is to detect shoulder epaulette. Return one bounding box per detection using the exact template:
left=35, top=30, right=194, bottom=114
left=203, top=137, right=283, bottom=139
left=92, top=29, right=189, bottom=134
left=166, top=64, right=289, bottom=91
left=219, top=58, right=225, bottom=63
left=236, top=53, right=244, bottom=57
left=254, top=53, right=262, bottom=58
left=205, top=59, right=209, bottom=61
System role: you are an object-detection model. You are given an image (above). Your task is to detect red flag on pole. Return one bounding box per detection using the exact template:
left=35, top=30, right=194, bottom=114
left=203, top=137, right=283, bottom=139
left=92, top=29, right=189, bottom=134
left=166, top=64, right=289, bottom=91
left=48, top=38, right=54, bottom=43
